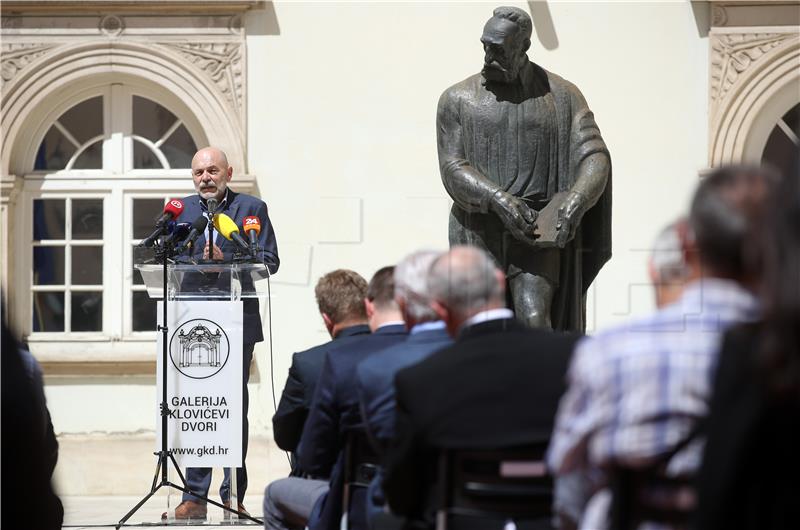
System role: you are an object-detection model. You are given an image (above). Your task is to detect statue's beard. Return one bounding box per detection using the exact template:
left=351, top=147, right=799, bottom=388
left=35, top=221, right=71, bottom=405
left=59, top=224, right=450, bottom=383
left=481, top=61, right=519, bottom=84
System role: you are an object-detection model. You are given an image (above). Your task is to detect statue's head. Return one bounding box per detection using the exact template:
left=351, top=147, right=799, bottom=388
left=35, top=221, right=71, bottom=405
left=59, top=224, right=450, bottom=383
left=481, top=6, right=532, bottom=84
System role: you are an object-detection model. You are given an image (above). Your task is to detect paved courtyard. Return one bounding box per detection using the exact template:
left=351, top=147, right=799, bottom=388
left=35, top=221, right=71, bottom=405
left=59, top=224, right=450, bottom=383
left=63, top=494, right=265, bottom=529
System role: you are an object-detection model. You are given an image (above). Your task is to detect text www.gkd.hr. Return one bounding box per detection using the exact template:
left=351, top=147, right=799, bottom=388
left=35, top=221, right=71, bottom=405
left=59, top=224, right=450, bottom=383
left=173, top=445, right=229, bottom=456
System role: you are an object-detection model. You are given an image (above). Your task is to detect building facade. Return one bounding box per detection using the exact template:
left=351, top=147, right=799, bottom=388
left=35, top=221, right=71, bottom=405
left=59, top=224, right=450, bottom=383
left=1, top=0, right=798, bottom=494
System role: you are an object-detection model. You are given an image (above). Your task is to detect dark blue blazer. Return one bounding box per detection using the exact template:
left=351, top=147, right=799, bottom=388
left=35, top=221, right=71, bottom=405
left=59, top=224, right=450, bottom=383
left=176, top=189, right=279, bottom=344
left=273, top=324, right=371, bottom=455
left=356, top=324, right=453, bottom=447
left=299, top=323, right=408, bottom=530
left=356, top=324, right=453, bottom=519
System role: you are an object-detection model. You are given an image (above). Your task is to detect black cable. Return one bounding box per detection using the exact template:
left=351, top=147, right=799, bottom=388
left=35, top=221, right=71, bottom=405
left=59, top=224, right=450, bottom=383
left=266, top=272, right=277, bottom=413
left=263, top=265, right=293, bottom=469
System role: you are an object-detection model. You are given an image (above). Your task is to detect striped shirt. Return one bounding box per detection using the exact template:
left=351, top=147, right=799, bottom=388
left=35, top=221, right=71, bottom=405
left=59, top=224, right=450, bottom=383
left=547, top=279, right=758, bottom=528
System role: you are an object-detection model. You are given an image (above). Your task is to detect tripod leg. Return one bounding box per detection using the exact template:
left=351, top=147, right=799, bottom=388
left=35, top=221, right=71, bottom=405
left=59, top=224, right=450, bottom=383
left=150, top=456, right=162, bottom=492
left=167, top=452, right=188, bottom=486
left=117, top=484, right=162, bottom=529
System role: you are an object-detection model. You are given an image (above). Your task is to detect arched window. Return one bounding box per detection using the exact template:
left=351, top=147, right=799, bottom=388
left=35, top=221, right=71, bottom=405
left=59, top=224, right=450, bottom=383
left=761, top=102, right=800, bottom=175
left=22, top=83, right=201, bottom=352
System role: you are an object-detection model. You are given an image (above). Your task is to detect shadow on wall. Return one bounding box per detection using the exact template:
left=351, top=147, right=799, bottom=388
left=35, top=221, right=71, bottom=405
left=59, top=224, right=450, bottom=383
left=528, top=1, right=559, bottom=51
left=245, top=1, right=280, bottom=36
left=691, top=0, right=711, bottom=38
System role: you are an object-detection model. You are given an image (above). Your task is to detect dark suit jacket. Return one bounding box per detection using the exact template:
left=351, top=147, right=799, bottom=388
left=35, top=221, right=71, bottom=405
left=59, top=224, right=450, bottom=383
left=357, top=324, right=453, bottom=448
left=176, top=189, right=280, bottom=344
left=694, top=323, right=800, bottom=530
left=273, top=324, right=371, bottom=454
left=299, top=323, right=408, bottom=530
left=356, top=324, right=453, bottom=519
left=383, top=317, right=579, bottom=525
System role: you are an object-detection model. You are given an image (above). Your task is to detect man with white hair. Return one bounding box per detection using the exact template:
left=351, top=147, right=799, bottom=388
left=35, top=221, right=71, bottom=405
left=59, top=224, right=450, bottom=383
left=648, top=218, right=690, bottom=309
left=383, top=245, right=580, bottom=528
left=355, top=250, right=453, bottom=522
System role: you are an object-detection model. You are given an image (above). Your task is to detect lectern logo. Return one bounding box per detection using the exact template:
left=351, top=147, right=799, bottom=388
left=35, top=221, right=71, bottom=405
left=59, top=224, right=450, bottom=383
left=169, top=319, right=230, bottom=379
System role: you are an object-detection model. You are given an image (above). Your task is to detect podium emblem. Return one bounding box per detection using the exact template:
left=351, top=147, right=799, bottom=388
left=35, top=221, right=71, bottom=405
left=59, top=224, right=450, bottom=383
left=169, top=318, right=230, bottom=379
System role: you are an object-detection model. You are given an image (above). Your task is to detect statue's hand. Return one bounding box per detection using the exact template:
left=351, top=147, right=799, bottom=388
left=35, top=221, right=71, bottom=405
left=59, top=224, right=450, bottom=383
left=555, top=191, right=586, bottom=248
left=490, top=190, right=538, bottom=245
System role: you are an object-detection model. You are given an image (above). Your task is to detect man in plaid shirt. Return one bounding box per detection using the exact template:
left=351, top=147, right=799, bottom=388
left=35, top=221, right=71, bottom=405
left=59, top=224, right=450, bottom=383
left=547, top=165, right=778, bottom=529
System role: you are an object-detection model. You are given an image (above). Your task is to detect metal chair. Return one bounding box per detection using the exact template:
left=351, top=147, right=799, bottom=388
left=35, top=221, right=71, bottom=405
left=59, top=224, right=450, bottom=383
left=341, top=429, right=380, bottom=529
left=435, top=443, right=553, bottom=530
left=609, top=466, right=696, bottom=530
left=609, top=421, right=702, bottom=530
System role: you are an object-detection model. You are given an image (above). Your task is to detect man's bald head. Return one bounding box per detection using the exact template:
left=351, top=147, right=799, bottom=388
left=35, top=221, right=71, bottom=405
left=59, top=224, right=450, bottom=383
left=429, top=245, right=506, bottom=333
left=192, top=147, right=233, bottom=201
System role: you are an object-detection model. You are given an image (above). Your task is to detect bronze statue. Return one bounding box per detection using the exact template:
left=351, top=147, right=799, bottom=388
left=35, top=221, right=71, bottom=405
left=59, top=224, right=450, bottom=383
left=437, top=6, right=611, bottom=331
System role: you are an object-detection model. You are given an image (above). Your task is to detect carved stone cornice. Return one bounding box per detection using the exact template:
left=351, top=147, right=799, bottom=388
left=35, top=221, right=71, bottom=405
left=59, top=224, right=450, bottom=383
left=706, top=1, right=800, bottom=28
left=710, top=32, right=796, bottom=106
left=1, top=10, right=248, bottom=126
left=1, top=43, right=57, bottom=83
left=160, top=42, right=244, bottom=120
left=1, top=1, right=264, bottom=15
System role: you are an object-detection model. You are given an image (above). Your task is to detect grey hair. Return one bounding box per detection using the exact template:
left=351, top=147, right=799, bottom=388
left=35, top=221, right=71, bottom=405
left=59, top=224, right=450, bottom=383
left=428, top=245, right=505, bottom=314
left=492, top=6, right=533, bottom=40
left=650, top=218, right=688, bottom=283
left=394, top=250, right=444, bottom=322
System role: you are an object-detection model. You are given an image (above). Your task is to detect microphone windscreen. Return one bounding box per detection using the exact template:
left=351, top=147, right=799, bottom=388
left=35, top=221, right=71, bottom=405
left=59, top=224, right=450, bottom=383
left=192, top=215, right=209, bottom=232
left=243, top=216, right=261, bottom=235
left=163, top=199, right=184, bottom=218
left=172, top=222, right=192, bottom=239
left=213, top=213, right=240, bottom=240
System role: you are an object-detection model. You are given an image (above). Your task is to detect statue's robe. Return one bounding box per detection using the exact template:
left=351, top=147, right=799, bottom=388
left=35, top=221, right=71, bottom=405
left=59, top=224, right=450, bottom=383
left=437, top=61, right=612, bottom=332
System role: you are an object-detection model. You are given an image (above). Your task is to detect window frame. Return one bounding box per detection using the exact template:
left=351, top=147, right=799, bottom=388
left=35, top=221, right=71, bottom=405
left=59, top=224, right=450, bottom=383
left=16, top=82, right=199, bottom=361
left=31, top=194, right=106, bottom=335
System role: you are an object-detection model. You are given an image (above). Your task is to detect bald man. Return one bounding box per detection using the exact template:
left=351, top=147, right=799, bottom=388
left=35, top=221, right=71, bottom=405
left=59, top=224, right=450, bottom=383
left=383, top=246, right=579, bottom=528
left=169, top=146, right=280, bottom=520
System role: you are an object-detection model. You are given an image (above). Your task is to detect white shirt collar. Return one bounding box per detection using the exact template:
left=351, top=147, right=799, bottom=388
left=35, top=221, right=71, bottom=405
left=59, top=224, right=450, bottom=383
left=460, top=308, right=514, bottom=331
left=376, top=321, right=405, bottom=331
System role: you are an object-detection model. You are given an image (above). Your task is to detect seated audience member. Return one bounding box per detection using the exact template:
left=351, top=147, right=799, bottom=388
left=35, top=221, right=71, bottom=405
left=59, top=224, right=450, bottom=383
left=356, top=250, right=452, bottom=519
left=553, top=218, right=694, bottom=529
left=649, top=217, right=691, bottom=308
left=1, top=314, right=63, bottom=530
left=547, top=165, right=778, bottom=529
left=273, top=269, right=371, bottom=469
left=695, top=160, right=800, bottom=530
left=265, top=267, right=407, bottom=530
left=383, top=245, right=579, bottom=529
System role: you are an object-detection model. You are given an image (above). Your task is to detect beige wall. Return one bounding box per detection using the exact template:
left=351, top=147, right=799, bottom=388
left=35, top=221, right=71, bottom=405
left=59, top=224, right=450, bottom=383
left=37, top=2, right=711, bottom=437
left=239, top=1, right=710, bottom=434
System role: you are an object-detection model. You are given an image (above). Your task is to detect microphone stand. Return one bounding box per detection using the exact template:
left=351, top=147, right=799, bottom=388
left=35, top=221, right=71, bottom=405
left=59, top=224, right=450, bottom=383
left=118, top=225, right=262, bottom=527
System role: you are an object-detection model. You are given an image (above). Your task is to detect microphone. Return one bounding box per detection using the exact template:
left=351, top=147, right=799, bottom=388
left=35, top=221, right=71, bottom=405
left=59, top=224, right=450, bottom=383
left=139, top=199, right=184, bottom=247
left=206, top=198, right=218, bottom=215
left=164, top=222, right=192, bottom=245
left=213, top=213, right=251, bottom=255
left=174, top=215, right=208, bottom=255
left=205, top=198, right=218, bottom=257
left=242, top=215, right=261, bottom=256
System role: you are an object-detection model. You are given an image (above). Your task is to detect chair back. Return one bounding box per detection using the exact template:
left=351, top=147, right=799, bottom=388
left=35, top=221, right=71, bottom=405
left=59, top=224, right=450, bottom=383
left=342, top=429, right=380, bottom=522
left=610, top=466, right=696, bottom=530
left=610, top=419, right=702, bottom=530
left=435, top=442, right=553, bottom=530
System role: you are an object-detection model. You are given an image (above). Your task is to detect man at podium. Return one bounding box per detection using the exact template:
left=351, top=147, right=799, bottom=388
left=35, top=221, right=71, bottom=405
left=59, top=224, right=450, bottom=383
left=171, top=146, right=280, bottom=519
